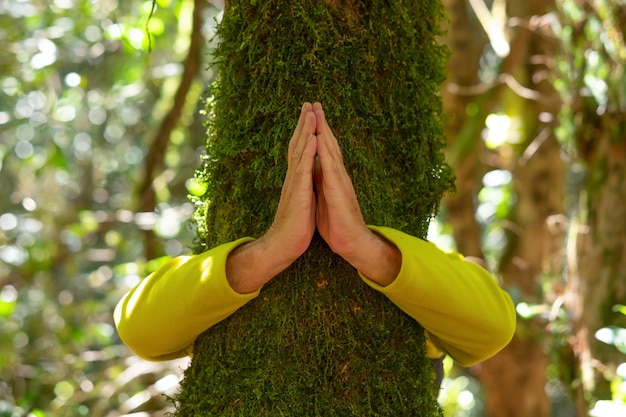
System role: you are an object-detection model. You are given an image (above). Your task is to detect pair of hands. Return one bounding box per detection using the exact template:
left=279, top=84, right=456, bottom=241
left=226, top=103, right=401, bottom=294
left=270, top=102, right=365, bottom=268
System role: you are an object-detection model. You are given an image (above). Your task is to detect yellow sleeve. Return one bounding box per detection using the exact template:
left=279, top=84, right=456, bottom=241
left=359, top=226, right=516, bottom=367
left=114, top=238, right=258, bottom=361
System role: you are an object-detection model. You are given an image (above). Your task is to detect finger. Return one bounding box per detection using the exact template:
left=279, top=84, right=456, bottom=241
left=314, top=105, right=343, bottom=165
left=284, top=107, right=315, bottom=192
left=296, top=134, right=318, bottom=178
left=315, top=111, right=347, bottom=190
left=291, top=134, right=318, bottom=217
left=294, top=111, right=317, bottom=163
left=289, top=113, right=316, bottom=181
left=288, top=102, right=314, bottom=156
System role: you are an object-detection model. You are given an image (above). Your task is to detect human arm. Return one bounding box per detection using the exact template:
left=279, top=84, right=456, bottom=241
left=114, top=238, right=258, bottom=361
left=114, top=103, right=319, bottom=360
left=360, top=226, right=516, bottom=367
left=313, top=103, right=515, bottom=366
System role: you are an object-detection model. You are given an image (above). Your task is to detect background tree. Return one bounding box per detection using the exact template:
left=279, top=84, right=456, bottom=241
left=557, top=0, right=626, bottom=413
left=0, top=0, right=220, bottom=414
left=440, top=4, right=562, bottom=416
left=438, top=1, right=626, bottom=416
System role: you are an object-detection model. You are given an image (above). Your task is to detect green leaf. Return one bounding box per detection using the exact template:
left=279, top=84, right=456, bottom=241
left=613, top=304, right=626, bottom=316
left=0, top=300, right=15, bottom=318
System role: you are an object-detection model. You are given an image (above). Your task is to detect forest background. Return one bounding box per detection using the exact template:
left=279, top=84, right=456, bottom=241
left=0, top=0, right=624, bottom=416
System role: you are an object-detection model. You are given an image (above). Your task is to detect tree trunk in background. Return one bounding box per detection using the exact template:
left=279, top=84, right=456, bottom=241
left=442, top=1, right=564, bottom=416
left=479, top=1, right=564, bottom=416
left=174, top=1, right=454, bottom=415
left=562, top=2, right=626, bottom=411
left=567, top=134, right=626, bottom=413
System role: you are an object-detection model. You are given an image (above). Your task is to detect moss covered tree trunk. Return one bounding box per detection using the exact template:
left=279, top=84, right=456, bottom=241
left=175, top=1, right=453, bottom=415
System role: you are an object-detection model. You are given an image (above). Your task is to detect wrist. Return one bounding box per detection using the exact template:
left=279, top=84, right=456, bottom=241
left=342, top=229, right=401, bottom=287
left=226, top=237, right=294, bottom=294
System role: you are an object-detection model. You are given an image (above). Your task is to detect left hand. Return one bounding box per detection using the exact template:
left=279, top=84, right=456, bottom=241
left=226, top=103, right=318, bottom=294
left=312, top=103, right=401, bottom=286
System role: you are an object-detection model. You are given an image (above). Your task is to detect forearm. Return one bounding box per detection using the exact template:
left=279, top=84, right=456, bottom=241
left=360, top=226, right=516, bottom=366
left=114, top=238, right=258, bottom=361
left=226, top=235, right=297, bottom=294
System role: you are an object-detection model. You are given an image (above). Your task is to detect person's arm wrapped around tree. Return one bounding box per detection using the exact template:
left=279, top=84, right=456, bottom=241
left=114, top=103, right=515, bottom=365
left=114, top=238, right=256, bottom=361
left=115, top=103, right=319, bottom=361
left=310, top=103, right=516, bottom=367
left=359, top=226, right=516, bottom=367
left=114, top=230, right=514, bottom=364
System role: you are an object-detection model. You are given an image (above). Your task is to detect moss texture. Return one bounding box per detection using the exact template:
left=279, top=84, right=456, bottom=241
left=176, top=0, right=454, bottom=415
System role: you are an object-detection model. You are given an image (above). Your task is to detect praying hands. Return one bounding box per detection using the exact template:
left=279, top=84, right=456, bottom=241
left=225, top=102, right=401, bottom=294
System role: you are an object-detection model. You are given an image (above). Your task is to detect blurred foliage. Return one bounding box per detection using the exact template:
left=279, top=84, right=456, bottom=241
left=435, top=0, right=625, bottom=415
left=554, top=0, right=626, bottom=414
left=0, top=0, right=221, bottom=415
left=1, top=0, right=625, bottom=416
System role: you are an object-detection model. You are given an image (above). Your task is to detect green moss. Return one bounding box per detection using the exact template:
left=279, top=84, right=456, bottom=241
left=179, top=1, right=453, bottom=415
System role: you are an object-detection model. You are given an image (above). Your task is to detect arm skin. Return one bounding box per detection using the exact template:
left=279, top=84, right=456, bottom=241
left=114, top=102, right=516, bottom=365
left=227, top=102, right=402, bottom=294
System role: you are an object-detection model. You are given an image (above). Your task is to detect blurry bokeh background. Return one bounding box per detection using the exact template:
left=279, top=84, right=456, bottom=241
left=1, top=0, right=624, bottom=416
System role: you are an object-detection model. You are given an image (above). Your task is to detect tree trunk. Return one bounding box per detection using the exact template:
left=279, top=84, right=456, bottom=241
left=482, top=1, right=565, bottom=415
left=442, top=0, right=564, bottom=416
left=175, top=1, right=454, bottom=415
left=479, top=0, right=565, bottom=414
left=562, top=2, right=626, bottom=409
left=567, top=135, right=626, bottom=412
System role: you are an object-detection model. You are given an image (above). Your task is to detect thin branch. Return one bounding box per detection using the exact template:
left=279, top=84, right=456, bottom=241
left=447, top=73, right=542, bottom=101
left=467, top=0, right=510, bottom=57
left=137, top=0, right=206, bottom=259
left=146, top=0, right=158, bottom=52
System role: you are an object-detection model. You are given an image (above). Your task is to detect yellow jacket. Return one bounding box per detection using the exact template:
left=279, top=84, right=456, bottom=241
left=114, top=226, right=516, bottom=367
